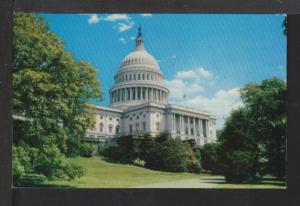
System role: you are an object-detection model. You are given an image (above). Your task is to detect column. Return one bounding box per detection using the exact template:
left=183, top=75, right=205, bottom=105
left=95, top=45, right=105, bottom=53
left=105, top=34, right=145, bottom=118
left=179, top=115, right=183, bottom=134
left=140, top=87, right=143, bottom=100
left=181, top=115, right=184, bottom=134
left=135, top=87, right=138, bottom=100
left=193, top=117, right=196, bottom=137
left=145, top=88, right=148, bottom=101
left=124, top=88, right=127, bottom=101
left=187, top=116, right=190, bottom=135
left=157, top=89, right=161, bottom=102
left=198, top=118, right=200, bottom=136
left=172, top=114, right=174, bottom=132
left=151, top=88, right=154, bottom=101
left=200, top=119, right=203, bottom=137
left=206, top=120, right=209, bottom=138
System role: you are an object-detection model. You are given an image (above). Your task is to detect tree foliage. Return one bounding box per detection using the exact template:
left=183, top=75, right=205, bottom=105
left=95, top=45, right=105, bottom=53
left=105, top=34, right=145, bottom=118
left=216, top=77, right=286, bottom=182
left=240, top=77, right=287, bottom=179
left=200, top=143, right=219, bottom=173
left=217, top=109, right=265, bottom=183
left=12, top=13, right=102, bottom=183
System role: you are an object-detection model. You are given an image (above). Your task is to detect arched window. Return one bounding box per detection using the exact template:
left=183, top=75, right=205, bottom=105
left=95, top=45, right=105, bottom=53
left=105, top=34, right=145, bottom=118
left=116, top=126, right=120, bottom=134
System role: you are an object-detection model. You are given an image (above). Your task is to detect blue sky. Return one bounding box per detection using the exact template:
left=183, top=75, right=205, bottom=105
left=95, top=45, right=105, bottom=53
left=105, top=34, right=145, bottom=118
left=41, top=13, right=286, bottom=129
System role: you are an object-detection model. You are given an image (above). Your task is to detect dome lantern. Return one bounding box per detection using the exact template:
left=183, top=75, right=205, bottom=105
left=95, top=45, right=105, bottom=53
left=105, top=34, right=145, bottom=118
left=135, top=25, right=144, bottom=51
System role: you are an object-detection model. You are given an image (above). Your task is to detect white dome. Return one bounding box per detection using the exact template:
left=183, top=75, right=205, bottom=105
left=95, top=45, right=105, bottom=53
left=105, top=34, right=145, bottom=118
left=109, top=26, right=169, bottom=109
left=120, top=50, right=160, bottom=69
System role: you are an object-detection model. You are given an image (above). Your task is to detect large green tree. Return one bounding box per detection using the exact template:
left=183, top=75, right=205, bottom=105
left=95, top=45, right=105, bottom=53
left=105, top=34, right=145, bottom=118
left=241, top=77, right=286, bottom=179
left=12, top=13, right=102, bottom=182
left=216, top=77, right=286, bottom=182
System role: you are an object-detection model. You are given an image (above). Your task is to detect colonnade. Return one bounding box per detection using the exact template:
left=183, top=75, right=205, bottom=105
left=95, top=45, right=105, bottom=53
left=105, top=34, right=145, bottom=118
left=110, top=87, right=168, bottom=104
left=171, top=113, right=209, bottom=138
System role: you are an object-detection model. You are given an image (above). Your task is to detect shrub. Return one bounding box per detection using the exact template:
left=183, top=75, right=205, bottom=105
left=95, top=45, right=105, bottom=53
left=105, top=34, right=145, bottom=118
left=79, top=143, right=94, bottom=157
left=217, top=109, right=262, bottom=183
left=102, top=145, right=123, bottom=162
left=185, top=143, right=201, bottom=173
left=145, top=134, right=188, bottom=172
left=200, top=143, right=219, bottom=173
left=13, top=143, right=85, bottom=186
left=222, top=150, right=257, bottom=183
left=62, top=163, right=85, bottom=181
left=102, top=133, right=203, bottom=173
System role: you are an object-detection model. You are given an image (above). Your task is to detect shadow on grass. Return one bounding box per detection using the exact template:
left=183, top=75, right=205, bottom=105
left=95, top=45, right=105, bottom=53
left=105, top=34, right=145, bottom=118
left=14, top=175, right=75, bottom=188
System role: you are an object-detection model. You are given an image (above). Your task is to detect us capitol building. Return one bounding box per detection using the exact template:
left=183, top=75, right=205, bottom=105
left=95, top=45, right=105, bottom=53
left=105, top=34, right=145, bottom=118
left=87, top=27, right=216, bottom=146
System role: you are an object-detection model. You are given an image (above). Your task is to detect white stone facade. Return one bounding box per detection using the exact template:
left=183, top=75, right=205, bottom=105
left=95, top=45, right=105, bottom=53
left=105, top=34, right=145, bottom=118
left=87, top=27, right=216, bottom=146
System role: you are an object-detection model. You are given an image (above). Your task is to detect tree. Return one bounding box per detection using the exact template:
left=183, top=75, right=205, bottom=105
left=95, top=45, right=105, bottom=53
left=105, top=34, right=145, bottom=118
left=200, top=143, right=219, bottom=173
left=241, top=77, right=286, bottom=179
left=12, top=13, right=102, bottom=183
left=216, top=77, right=286, bottom=183
left=217, top=109, right=264, bottom=183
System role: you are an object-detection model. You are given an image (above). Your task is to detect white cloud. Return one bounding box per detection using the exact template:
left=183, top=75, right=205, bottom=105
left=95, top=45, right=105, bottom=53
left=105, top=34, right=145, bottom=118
left=85, top=14, right=100, bottom=24
left=118, top=37, right=127, bottom=44
left=141, top=13, right=152, bottom=17
left=130, top=36, right=136, bottom=40
left=165, top=79, right=204, bottom=100
left=183, top=88, right=242, bottom=129
left=176, top=67, right=213, bottom=80
left=118, top=21, right=134, bottom=32
left=103, top=14, right=130, bottom=22
left=166, top=68, right=242, bottom=129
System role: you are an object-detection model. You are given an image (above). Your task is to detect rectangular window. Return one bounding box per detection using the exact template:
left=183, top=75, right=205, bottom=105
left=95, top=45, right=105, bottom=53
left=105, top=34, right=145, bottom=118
left=143, top=122, right=146, bottom=131
left=129, top=124, right=133, bottom=133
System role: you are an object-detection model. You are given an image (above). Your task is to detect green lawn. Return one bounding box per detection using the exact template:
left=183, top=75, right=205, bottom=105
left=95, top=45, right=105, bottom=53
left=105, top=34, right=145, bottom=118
left=45, top=156, right=205, bottom=188
left=43, top=156, right=285, bottom=188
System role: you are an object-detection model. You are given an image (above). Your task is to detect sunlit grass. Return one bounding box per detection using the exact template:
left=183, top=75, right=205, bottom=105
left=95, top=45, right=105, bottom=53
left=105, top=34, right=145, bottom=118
left=43, top=156, right=285, bottom=188
left=45, top=156, right=204, bottom=188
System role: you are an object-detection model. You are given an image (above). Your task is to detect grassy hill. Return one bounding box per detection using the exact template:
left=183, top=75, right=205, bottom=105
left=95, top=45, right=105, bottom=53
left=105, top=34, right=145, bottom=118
left=43, top=156, right=285, bottom=188
left=45, top=156, right=204, bottom=188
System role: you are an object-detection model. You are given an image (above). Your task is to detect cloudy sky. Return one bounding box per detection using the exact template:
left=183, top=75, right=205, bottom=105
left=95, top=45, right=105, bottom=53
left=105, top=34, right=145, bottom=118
left=41, top=14, right=286, bottom=129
